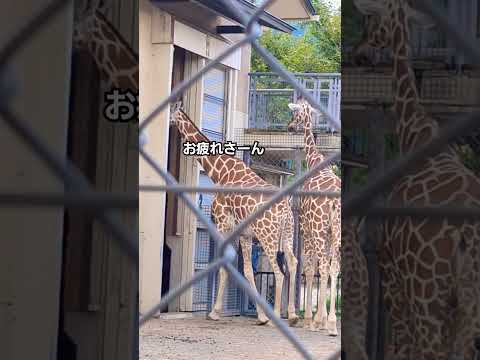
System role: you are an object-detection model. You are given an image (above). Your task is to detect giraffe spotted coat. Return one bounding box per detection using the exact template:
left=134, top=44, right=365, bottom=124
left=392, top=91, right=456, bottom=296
left=354, top=1, right=480, bottom=358
left=342, top=217, right=369, bottom=360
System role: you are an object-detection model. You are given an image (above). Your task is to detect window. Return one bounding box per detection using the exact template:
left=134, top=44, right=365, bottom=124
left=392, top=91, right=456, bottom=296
left=193, top=65, right=237, bottom=314
left=198, top=65, right=228, bottom=201
left=201, top=66, right=227, bottom=142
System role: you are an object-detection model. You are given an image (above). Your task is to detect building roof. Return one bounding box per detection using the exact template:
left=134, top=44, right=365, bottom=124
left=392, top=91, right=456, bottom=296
left=302, top=0, right=317, bottom=15
left=152, top=0, right=296, bottom=33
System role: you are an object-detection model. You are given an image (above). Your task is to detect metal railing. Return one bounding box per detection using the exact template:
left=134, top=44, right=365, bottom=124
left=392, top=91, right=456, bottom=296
left=299, top=274, right=341, bottom=316
left=341, top=70, right=462, bottom=103
left=3, top=1, right=480, bottom=360
left=342, top=45, right=455, bottom=65
left=249, top=72, right=341, bottom=131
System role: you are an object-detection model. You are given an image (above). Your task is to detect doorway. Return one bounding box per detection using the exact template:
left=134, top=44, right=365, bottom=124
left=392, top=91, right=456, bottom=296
left=162, top=46, right=186, bottom=308
left=57, top=49, right=101, bottom=360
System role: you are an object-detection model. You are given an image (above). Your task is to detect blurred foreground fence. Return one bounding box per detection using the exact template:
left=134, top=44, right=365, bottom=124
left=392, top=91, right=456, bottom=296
left=3, top=0, right=480, bottom=360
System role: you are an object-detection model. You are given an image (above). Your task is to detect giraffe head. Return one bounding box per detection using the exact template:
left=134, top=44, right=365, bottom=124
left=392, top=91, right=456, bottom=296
left=352, top=0, right=434, bottom=64
left=73, top=0, right=112, bottom=51
left=169, top=101, right=184, bottom=126
left=286, top=98, right=318, bottom=133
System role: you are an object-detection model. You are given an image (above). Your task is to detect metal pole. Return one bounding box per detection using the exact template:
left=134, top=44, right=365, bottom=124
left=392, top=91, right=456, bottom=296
left=293, top=148, right=303, bottom=312
left=364, top=107, right=386, bottom=360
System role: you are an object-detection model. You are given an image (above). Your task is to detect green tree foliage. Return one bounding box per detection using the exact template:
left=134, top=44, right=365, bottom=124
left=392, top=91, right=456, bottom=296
left=251, top=0, right=341, bottom=73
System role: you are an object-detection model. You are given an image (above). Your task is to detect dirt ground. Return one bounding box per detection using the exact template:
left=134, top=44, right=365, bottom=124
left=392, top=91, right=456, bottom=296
left=140, top=314, right=340, bottom=360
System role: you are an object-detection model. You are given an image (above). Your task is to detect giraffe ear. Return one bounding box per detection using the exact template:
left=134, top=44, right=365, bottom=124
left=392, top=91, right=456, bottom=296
left=171, top=101, right=183, bottom=113
left=288, top=103, right=301, bottom=112
left=169, top=101, right=183, bottom=124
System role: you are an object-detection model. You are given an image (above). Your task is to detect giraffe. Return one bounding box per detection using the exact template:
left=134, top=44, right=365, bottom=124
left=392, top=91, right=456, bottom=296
left=72, top=0, right=138, bottom=91
left=286, top=98, right=341, bottom=336
left=352, top=1, right=480, bottom=358
left=171, top=106, right=299, bottom=326
left=341, top=216, right=369, bottom=360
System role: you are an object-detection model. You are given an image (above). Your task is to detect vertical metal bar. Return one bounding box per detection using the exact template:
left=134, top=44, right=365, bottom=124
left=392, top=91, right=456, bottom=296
left=303, top=274, right=306, bottom=313
left=265, top=274, right=271, bottom=304
left=364, top=107, right=386, bottom=360
left=209, top=236, right=217, bottom=313
left=293, top=148, right=303, bottom=312
left=250, top=74, right=256, bottom=128
left=259, top=273, right=263, bottom=306
left=338, top=275, right=341, bottom=311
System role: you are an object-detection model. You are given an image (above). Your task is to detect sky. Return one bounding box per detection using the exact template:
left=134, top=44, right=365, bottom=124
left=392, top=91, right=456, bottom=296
left=331, top=0, right=341, bottom=10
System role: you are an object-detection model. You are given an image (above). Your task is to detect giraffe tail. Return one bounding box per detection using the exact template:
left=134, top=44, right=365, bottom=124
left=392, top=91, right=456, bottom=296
left=276, top=251, right=287, bottom=276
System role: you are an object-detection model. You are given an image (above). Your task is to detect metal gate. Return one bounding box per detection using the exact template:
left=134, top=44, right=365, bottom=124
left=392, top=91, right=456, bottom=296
left=193, top=175, right=242, bottom=315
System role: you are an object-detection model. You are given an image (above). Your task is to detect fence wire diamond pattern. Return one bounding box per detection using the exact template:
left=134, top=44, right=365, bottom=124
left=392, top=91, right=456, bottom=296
left=3, top=0, right=480, bottom=359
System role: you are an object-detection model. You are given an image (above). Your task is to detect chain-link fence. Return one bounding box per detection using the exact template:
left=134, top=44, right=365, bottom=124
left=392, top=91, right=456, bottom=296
left=142, top=0, right=478, bottom=358
left=138, top=1, right=342, bottom=358
left=3, top=0, right=480, bottom=359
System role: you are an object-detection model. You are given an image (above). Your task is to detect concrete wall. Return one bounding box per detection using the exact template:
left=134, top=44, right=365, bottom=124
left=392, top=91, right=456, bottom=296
left=0, top=2, right=73, bottom=359
left=223, top=34, right=251, bottom=142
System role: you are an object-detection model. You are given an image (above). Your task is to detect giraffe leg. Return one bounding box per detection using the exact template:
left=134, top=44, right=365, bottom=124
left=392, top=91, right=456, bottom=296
left=303, top=255, right=315, bottom=329
left=239, top=235, right=270, bottom=325
left=207, top=197, right=232, bottom=321
left=269, top=254, right=285, bottom=320
left=381, top=258, right=412, bottom=360
left=323, top=199, right=341, bottom=335
left=326, top=259, right=339, bottom=336
left=284, top=245, right=299, bottom=326
left=207, top=266, right=227, bottom=321
left=314, top=259, right=329, bottom=330
left=342, top=309, right=369, bottom=360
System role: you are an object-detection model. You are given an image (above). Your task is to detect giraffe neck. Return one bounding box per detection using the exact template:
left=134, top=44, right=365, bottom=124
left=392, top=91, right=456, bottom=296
left=304, top=114, right=323, bottom=168
left=174, top=110, right=245, bottom=184
left=80, top=10, right=139, bottom=91
left=389, top=1, right=438, bottom=154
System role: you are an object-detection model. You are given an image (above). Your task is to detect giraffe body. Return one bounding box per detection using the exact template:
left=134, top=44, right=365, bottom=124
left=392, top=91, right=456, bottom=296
left=172, top=108, right=299, bottom=325
left=342, top=217, right=369, bottom=360
left=287, top=99, right=341, bottom=336
left=354, top=1, right=480, bottom=358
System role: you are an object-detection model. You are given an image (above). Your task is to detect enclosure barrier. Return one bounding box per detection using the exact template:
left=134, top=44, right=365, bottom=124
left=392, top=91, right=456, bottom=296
left=248, top=72, right=341, bottom=131
left=2, top=0, right=480, bottom=360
